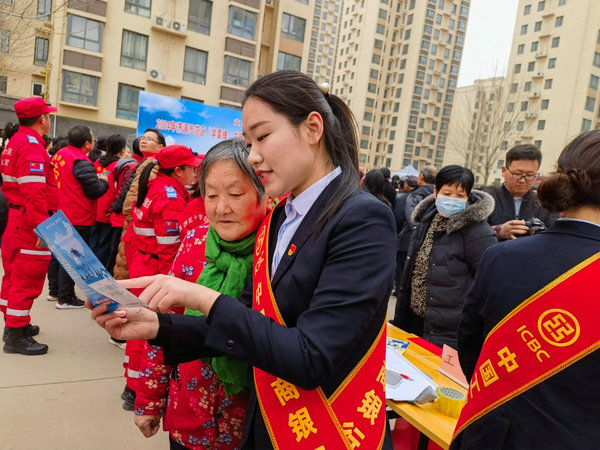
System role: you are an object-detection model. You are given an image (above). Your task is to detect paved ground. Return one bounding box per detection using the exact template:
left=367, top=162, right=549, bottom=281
left=0, top=269, right=168, bottom=450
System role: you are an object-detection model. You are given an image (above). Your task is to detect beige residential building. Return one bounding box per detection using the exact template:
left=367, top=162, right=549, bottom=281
left=306, top=0, right=341, bottom=85
left=498, top=0, right=600, bottom=175
left=0, top=0, right=313, bottom=137
left=333, top=0, right=470, bottom=172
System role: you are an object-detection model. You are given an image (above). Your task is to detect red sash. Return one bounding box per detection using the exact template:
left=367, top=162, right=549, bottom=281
left=453, top=252, right=600, bottom=439
left=252, top=201, right=387, bottom=449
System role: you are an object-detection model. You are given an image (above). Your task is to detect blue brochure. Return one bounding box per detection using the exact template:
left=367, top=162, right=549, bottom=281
left=35, top=211, right=147, bottom=313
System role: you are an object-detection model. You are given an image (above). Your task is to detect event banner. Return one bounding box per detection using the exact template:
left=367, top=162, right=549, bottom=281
left=136, top=91, right=243, bottom=154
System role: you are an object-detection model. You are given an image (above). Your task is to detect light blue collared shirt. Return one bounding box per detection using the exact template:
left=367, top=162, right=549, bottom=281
left=271, top=167, right=342, bottom=277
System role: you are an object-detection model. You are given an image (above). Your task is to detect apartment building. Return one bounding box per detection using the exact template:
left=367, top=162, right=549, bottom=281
left=305, top=0, right=341, bottom=85
left=0, top=0, right=313, bottom=137
left=333, top=0, right=469, bottom=172
left=501, top=0, right=600, bottom=174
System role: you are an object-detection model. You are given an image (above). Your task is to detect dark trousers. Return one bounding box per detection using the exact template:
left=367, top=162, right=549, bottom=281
left=57, top=225, right=92, bottom=302
left=48, top=256, right=60, bottom=296
left=89, top=222, right=112, bottom=268
left=107, top=227, right=122, bottom=275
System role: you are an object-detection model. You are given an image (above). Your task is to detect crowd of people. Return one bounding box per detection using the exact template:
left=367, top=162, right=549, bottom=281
left=0, top=70, right=598, bottom=450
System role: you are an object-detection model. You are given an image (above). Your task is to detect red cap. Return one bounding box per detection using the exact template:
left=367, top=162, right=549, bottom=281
left=156, top=145, right=203, bottom=169
left=14, top=97, right=57, bottom=119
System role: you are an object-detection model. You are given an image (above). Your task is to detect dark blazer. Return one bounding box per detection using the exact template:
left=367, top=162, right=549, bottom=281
left=152, top=177, right=397, bottom=449
left=455, top=220, right=600, bottom=449
left=486, top=184, right=559, bottom=229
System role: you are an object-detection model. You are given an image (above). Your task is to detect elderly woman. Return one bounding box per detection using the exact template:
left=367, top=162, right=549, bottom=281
left=394, top=165, right=497, bottom=350
left=132, top=139, right=267, bottom=449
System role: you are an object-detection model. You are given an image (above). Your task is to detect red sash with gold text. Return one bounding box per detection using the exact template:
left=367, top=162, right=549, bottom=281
left=252, top=201, right=387, bottom=449
left=453, top=252, right=600, bottom=439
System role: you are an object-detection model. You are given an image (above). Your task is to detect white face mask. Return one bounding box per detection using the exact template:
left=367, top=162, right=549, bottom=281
left=435, top=195, right=467, bottom=218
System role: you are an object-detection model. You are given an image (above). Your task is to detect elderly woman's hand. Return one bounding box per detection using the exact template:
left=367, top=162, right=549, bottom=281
left=118, top=275, right=221, bottom=315
left=88, top=301, right=160, bottom=341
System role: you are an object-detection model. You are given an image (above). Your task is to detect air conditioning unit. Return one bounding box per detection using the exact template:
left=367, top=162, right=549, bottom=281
left=265, top=0, right=274, bottom=5
left=525, top=112, right=537, bottom=118
left=536, top=51, right=547, bottom=57
left=153, top=16, right=168, bottom=28
left=32, top=82, right=45, bottom=97
left=148, top=69, right=163, bottom=81
left=170, top=20, right=186, bottom=32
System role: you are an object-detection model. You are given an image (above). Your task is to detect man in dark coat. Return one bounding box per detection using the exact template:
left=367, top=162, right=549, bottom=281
left=487, top=144, right=558, bottom=240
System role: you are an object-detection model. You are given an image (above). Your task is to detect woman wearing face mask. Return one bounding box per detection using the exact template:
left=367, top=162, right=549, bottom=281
left=395, top=165, right=497, bottom=350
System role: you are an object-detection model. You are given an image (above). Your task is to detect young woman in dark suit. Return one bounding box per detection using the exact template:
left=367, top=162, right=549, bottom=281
left=454, top=130, right=600, bottom=449
left=91, top=71, right=397, bottom=449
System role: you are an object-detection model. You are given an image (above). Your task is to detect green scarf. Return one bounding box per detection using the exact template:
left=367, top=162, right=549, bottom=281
left=185, top=226, right=255, bottom=395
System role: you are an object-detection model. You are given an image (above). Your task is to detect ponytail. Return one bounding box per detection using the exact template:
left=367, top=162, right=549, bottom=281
left=136, top=161, right=158, bottom=208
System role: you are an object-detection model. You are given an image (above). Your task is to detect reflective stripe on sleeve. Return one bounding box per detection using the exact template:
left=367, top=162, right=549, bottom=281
left=0, top=298, right=7, bottom=306
left=20, top=249, right=52, bottom=256
left=6, top=308, right=30, bottom=317
left=18, top=175, right=46, bottom=184
left=156, top=235, right=181, bottom=245
left=133, top=225, right=156, bottom=236
left=123, top=355, right=130, bottom=364
left=2, top=174, right=17, bottom=182
left=127, top=369, right=139, bottom=379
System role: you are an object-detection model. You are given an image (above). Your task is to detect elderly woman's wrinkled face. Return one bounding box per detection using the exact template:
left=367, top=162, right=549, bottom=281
left=204, top=159, right=268, bottom=242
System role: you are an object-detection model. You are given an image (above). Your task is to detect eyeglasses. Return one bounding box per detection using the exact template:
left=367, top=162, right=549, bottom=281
left=140, top=136, right=159, bottom=144
left=506, top=167, right=536, bottom=182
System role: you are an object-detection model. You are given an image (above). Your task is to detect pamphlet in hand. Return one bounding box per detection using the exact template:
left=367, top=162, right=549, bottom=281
left=35, top=211, right=147, bottom=313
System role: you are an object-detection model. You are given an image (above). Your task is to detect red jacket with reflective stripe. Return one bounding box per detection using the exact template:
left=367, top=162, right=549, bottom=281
left=94, top=160, right=118, bottom=223
left=0, top=126, right=55, bottom=229
left=131, top=173, right=189, bottom=274
left=53, top=145, right=96, bottom=226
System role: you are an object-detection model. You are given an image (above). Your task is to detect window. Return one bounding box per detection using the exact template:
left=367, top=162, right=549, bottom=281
left=277, top=51, right=301, bottom=71
left=521, top=101, right=528, bottom=111
left=518, top=44, right=524, bottom=54
left=545, top=79, right=553, bottom=89
left=521, top=24, right=528, bottom=35
left=0, top=75, right=6, bottom=94
left=116, top=84, right=143, bottom=120
left=538, top=1, right=545, bottom=11
left=528, top=61, right=535, bottom=72
left=552, top=37, right=560, bottom=48
left=555, top=16, right=563, bottom=27
left=537, top=120, right=545, bottom=130
left=120, top=30, right=148, bottom=70
left=61, top=70, right=98, bottom=106
left=0, top=29, right=9, bottom=53
left=590, top=75, right=599, bottom=90
left=372, top=54, right=381, bottom=64
left=524, top=81, right=532, bottom=91
left=37, top=0, right=51, bottom=22
left=188, top=0, right=212, bottom=35
left=535, top=140, right=542, bottom=150
left=363, top=112, right=373, bottom=122
left=374, top=39, right=383, bottom=50
left=227, top=6, right=257, bottom=40
left=223, top=55, right=252, bottom=86
left=585, top=96, right=596, bottom=112
left=67, top=15, right=104, bottom=52
left=524, top=4, right=531, bottom=15
left=183, top=47, right=208, bottom=84
left=514, top=63, right=521, bottom=74
left=531, top=41, right=538, bottom=52
left=376, top=23, right=385, bottom=34
left=125, top=0, right=151, bottom=18
left=541, top=99, right=549, bottom=109
left=281, top=13, right=306, bottom=42
left=378, top=8, right=387, bottom=19
left=34, top=37, right=49, bottom=66
left=582, top=119, right=591, bottom=131
left=508, top=103, right=515, bottom=112
left=559, top=0, right=566, bottom=4
left=594, top=52, right=600, bottom=68
left=511, top=83, right=518, bottom=93
left=517, top=121, right=525, bottom=131
left=534, top=21, right=542, bottom=32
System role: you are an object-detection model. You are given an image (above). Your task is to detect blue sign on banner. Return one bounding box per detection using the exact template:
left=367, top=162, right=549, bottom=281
left=136, top=91, right=243, bottom=154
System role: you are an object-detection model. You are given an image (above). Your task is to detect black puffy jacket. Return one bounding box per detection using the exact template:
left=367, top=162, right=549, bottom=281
left=393, top=190, right=497, bottom=349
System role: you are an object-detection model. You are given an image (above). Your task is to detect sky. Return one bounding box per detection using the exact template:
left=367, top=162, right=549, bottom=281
left=458, top=0, right=520, bottom=87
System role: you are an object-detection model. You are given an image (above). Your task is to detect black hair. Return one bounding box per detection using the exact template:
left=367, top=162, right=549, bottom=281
left=506, top=144, right=542, bottom=167
left=106, top=134, right=127, bottom=156
left=243, top=70, right=359, bottom=231
left=380, top=167, right=391, bottom=179
left=136, top=161, right=186, bottom=208
left=144, top=128, right=166, bottom=146
left=67, top=125, right=93, bottom=148
left=435, top=165, right=475, bottom=196
left=18, top=115, right=42, bottom=128
left=132, top=137, right=142, bottom=157
left=362, top=169, right=389, bottom=205
left=5, top=122, right=19, bottom=140
left=50, top=136, right=68, bottom=156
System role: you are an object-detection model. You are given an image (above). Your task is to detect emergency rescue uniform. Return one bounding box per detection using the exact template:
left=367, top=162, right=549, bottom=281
left=125, top=172, right=190, bottom=393
left=0, top=127, right=56, bottom=328
left=52, top=144, right=108, bottom=306
left=91, top=156, right=119, bottom=268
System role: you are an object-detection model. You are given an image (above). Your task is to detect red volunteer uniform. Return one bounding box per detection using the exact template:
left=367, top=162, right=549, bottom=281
left=52, top=145, right=97, bottom=226
left=94, top=160, right=118, bottom=223
left=0, top=127, right=56, bottom=327
left=125, top=172, right=190, bottom=391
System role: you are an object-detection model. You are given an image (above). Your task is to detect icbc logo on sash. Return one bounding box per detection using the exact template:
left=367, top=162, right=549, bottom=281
left=538, top=309, right=580, bottom=347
